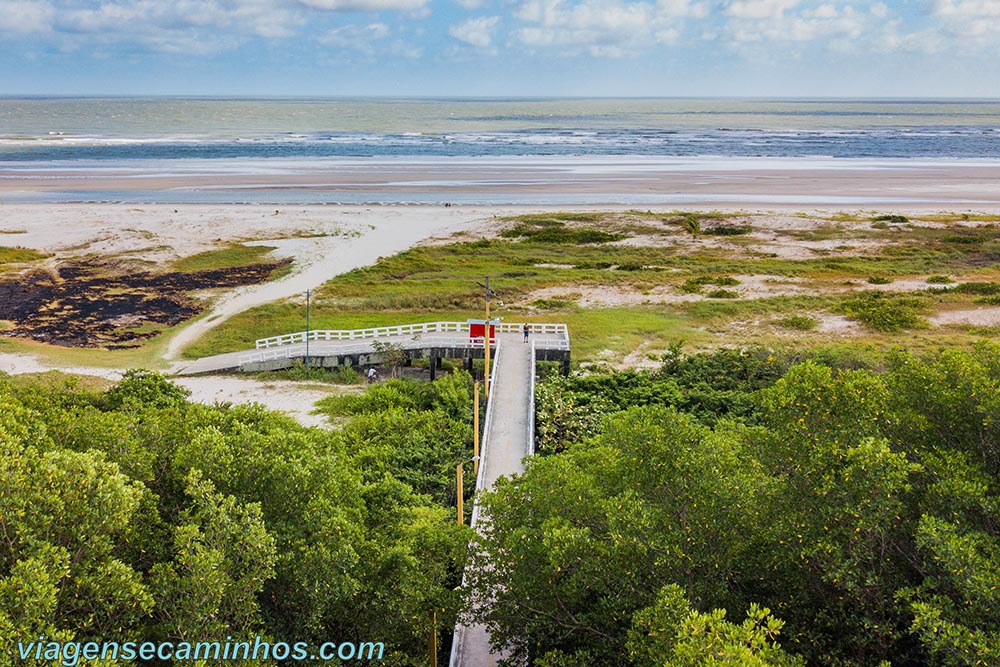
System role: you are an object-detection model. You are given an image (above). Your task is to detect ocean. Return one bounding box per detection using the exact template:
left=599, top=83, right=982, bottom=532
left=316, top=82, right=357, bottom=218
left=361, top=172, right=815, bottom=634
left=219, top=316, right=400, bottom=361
left=1, top=97, right=999, bottom=204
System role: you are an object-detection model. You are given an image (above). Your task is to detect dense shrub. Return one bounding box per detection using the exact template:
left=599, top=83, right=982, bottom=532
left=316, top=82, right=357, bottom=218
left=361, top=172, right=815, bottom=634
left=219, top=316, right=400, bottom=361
left=499, top=345, right=1000, bottom=667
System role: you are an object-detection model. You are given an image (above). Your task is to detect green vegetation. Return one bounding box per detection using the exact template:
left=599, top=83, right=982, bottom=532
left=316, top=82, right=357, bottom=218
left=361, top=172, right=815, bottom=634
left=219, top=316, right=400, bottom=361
left=171, top=243, right=281, bottom=273
left=0, top=246, right=49, bottom=264
left=776, top=314, right=818, bottom=331
left=470, top=344, right=1000, bottom=667
left=0, top=369, right=477, bottom=666
left=954, top=281, right=1000, bottom=295
left=176, top=210, right=1000, bottom=365
left=705, top=224, right=754, bottom=236
left=837, top=291, right=930, bottom=332
left=872, top=214, right=909, bottom=224
left=499, top=215, right=627, bottom=244
left=679, top=275, right=740, bottom=294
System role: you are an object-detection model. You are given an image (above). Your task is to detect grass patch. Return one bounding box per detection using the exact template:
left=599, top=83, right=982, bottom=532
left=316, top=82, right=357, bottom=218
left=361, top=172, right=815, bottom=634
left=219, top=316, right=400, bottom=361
left=0, top=246, right=49, bottom=264
left=942, top=234, right=984, bottom=245
left=500, top=220, right=626, bottom=244
left=837, top=292, right=930, bottom=332
left=704, top=225, right=753, bottom=236
left=0, top=332, right=173, bottom=370
left=530, top=298, right=577, bottom=310
left=615, top=262, right=647, bottom=271
left=867, top=275, right=893, bottom=285
left=873, top=214, right=910, bottom=224
left=4, top=370, right=114, bottom=393
left=172, top=244, right=280, bottom=273
left=954, top=282, right=1000, bottom=295
left=679, top=275, right=740, bottom=294
left=926, top=275, right=954, bottom=284
left=706, top=288, right=739, bottom=299
left=776, top=315, right=818, bottom=331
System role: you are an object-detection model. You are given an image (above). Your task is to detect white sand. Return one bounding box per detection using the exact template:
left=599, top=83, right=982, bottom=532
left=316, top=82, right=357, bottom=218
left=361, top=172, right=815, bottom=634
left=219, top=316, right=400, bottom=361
left=173, top=375, right=353, bottom=429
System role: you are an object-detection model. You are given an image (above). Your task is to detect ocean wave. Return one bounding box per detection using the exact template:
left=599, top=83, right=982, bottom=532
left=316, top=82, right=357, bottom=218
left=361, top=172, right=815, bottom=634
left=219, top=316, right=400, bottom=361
left=0, top=126, right=997, bottom=161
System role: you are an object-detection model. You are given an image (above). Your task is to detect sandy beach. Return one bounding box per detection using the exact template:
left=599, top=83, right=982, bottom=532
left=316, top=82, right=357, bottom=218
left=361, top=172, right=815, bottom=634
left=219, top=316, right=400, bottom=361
left=5, top=156, right=1000, bottom=206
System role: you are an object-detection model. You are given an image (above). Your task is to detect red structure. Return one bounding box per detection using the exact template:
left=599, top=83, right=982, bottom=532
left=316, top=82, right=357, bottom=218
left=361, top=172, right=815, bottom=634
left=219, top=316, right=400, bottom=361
left=467, top=319, right=497, bottom=343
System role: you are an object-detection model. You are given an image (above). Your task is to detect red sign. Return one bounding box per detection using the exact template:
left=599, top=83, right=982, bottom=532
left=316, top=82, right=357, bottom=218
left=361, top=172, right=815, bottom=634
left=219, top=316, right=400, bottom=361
left=468, top=321, right=496, bottom=342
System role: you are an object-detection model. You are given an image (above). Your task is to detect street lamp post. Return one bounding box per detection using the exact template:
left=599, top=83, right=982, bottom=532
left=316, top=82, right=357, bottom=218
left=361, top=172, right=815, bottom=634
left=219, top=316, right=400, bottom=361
left=473, top=381, right=480, bottom=478
left=484, top=277, right=491, bottom=399
left=456, top=455, right=481, bottom=526
left=478, top=277, right=500, bottom=399
left=305, top=289, right=312, bottom=368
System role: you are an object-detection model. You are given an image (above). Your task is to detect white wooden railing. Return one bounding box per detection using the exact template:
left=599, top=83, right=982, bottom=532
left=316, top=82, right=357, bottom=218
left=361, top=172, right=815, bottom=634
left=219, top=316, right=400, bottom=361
left=528, top=340, right=537, bottom=456
left=238, top=345, right=306, bottom=365
left=253, top=321, right=570, bottom=352
left=255, top=321, right=468, bottom=349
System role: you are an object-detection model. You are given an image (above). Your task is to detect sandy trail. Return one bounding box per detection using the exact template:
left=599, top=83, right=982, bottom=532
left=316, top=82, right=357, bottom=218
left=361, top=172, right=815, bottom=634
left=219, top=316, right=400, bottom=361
left=161, top=206, right=495, bottom=360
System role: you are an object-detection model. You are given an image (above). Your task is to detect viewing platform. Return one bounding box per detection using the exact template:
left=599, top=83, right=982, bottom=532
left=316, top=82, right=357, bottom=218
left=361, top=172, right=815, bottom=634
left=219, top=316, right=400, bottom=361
left=174, top=320, right=570, bottom=376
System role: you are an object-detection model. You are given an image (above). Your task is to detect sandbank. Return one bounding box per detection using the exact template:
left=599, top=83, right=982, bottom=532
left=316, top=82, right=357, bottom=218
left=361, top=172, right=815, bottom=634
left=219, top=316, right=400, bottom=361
left=4, top=156, right=1000, bottom=206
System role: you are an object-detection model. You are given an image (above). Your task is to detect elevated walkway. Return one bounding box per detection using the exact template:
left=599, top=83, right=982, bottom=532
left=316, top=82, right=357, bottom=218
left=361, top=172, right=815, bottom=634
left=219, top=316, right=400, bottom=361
left=174, top=321, right=569, bottom=376
left=449, top=333, right=540, bottom=667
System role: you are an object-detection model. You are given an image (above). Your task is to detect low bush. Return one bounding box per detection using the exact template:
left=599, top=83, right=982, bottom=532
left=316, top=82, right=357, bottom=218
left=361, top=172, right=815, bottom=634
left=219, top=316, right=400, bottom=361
left=777, top=315, right=818, bottom=331
left=837, top=291, right=929, bottom=332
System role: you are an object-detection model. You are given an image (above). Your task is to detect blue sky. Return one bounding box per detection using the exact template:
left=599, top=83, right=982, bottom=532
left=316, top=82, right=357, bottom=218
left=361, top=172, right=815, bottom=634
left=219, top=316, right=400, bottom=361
left=1, top=0, right=998, bottom=96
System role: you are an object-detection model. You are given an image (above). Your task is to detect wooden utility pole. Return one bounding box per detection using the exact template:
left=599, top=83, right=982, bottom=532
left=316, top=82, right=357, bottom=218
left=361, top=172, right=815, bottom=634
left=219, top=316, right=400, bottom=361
left=473, top=381, right=480, bottom=478
left=304, top=289, right=311, bottom=368
left=456, top=462, right=465, bottom=525
left=484, top=277, right=491, bottom=399
left=429, top=609, right=438, bottom=667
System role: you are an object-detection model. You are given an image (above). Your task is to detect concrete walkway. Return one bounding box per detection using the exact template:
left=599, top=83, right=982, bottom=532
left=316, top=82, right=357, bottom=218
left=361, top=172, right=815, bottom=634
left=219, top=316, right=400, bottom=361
left=451, top=333, right=532, bottom=667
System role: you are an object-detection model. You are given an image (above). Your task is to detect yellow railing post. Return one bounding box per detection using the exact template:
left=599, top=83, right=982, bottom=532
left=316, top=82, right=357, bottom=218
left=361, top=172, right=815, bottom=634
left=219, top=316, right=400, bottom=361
left=473, top=381, right=480, bottom=478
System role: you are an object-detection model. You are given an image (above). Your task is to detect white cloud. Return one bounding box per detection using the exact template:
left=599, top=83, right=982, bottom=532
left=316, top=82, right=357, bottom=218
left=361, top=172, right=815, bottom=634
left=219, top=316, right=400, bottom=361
left=0, top=0, right=305, bottom=46
left=455, top=0, right=485, bottom=7
left=928, top=0, right=1000, bottom=49
left=722, top=2, right=882, bottom=50
left=297, top=0, right=427, bottom=9
left=0, top=0, right=433, bottom=53
left=932, top=0, right=1000, bottom=17
left=449, top=16, right=500, bottom=47
left=321, top=21, right=391, bottom=48
left=725, top=0, right=801, bottom=19
left=513, top=0, right=705, bottom=55
left=0, top=0, right=56, bottom=33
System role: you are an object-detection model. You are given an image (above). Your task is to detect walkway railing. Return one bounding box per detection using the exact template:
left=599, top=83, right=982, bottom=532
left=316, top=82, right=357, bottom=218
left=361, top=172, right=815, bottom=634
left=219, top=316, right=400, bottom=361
left=448, top=338, right=504, bottom=667
left=528, top=340, right=537, bottom=456
left=255, top=321, right=468, bottom=348
left=253, top=321, right=570, bottom=352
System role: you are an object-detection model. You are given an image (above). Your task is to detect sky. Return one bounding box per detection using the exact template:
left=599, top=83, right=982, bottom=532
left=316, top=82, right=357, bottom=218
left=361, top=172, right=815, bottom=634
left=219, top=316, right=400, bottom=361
left=1, top=0, right=999, bottom=97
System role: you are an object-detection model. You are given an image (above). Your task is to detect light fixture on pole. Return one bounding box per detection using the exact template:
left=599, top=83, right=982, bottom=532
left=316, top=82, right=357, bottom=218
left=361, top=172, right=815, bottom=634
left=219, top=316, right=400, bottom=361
left=305, top=289, right=312, bottom=368
left=476, top=278, right=500, bottom=399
